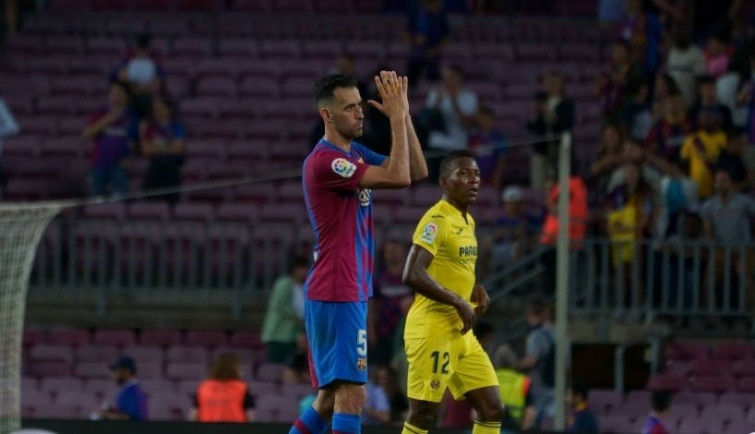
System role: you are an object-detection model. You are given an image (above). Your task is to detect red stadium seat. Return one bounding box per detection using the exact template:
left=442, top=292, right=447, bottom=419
left=172, top=203, right=215, bottom=223
left=165, top=362, right=206, bottom=380
left=216, top=203, right=260, bottom=223
left=92, top=329, right=137, bottom=347
left=689, top=375, right=736, bottom=393
left=46, top=330, right=91, bottom=348
left=713, top=341, right=755, bottom=361
left=76, top=345, right=120, bottom=363
left=217, top=39, right=259, bottom=57
left=40, top=377, right=84, bottom=398
left=140, top=329, right=182, bottom=348
left=183, top=330, right=229, bottom=348
left=74, top=361, right=113, bottom=379
left=647, top=374, right=687, bottom=392
left=666, top=340, right=710, bottom=361
left=172, top=37, right=212, bottom=57
left=166, top=346, right=209, bottom=365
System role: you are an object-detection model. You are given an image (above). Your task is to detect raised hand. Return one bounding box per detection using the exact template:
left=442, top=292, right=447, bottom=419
left=367, top=71, right=408, bottom=119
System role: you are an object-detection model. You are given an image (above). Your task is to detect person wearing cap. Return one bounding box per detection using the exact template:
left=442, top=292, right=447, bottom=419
left=98, top=356, right=148, bottom=421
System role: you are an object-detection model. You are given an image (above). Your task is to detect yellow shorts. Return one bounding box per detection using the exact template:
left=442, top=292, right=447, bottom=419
left=405, top=331, right=499, bottom=403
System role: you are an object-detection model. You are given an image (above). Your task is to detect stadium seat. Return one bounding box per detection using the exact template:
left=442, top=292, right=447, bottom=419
left=713, top=341, right=755, bottom=361
left=217, top=39, right=259, bottom=57
left=166, top=346, right=209, bottom=365
left=209, top=348, right=256, bottom=365
left=689, top=375, right=736, bottom=393
left=672, top=392, right=717, bottom=409
left=701, top=404, right=745, bottom=425
left=74, top=362, right=112, bottom=379
left=84, top=378, right=117, bottom=401
left=27, top=361, right=73, bottom=378
left=668, top=403, right=699, bottom=423
left=172, top=37, right=212, bottom=57
left=733, top=360, right=755, bottom=377
left=666, top=340, right=709, bottom=362
left=648, top=374, right=687, bottom=392
left=688, top=359, right=730, bottom=377
left=128, top=202, right=171, bottom=221
left=76, top=345, right=120, bottom=363
left=40, top=377, right=84, bottom=398
left=140, top=330, right=182, bottom=348
left=92, top=329, right=137, bottom=347
left=30, top=344, right=75, bottom=363
left=254, top=393, right=297, bottom=422
left=229, top=331, right=262, bottom=349
left=23, top=329, right=47, bottom=347
left=280, top=383, right=314, bottom=400
left=197, top=76, right=238, bottom=98
left=148, top=392, right=187, bottom=421
left=588, top=389, right=623, bottom=415
left=259, top=39, right=301, bottom=58
left=183, top=330, right=229, bottom=348
left=166, top=362, right=206, bottom=381
left=255, top=363, right=286, bottom=382
left=738, top=376, right=755, bottom=393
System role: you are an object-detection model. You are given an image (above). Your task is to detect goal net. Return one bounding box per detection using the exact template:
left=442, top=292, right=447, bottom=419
left=0, top=204, right=61, bottom=434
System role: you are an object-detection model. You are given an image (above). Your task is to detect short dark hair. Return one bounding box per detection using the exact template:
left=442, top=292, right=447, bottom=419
left=136, top=33, right=152, bottom=49
left=314, top=73, right=359, bottom=106
left=651, top=390, right=672, bottom=412
left=570, top=381, right=590, bottom=401
left=439, top=150, right=475, bottom=178
left=526, top=294, right=547, bottom=316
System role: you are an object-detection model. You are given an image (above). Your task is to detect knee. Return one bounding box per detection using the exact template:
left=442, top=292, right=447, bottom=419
left=334, top=384, right=366, bottom=413
left=407, top=405, right=437, bottom=430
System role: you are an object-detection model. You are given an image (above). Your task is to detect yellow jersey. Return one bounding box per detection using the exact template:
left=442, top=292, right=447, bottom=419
left=680, top=130, right=727, bottom=198
left=406, top=199, right=477, bottom=339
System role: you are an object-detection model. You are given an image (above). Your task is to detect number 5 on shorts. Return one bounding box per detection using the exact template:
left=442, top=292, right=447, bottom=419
left=357, top=329, right=367, bottom=356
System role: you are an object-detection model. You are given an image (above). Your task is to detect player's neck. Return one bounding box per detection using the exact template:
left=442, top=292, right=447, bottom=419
left=323, top=130, right=352, bottom=152
left=442, top=195, right=468, bottom=217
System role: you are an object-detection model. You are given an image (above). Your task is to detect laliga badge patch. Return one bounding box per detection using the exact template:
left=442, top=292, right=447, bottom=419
left=331, top=158, right=357, bottom=178
left=420, top=223, right=438, bottom=243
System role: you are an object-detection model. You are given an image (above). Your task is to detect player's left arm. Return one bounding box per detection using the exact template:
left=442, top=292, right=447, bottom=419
left=471, top=282, right=490, bottom=315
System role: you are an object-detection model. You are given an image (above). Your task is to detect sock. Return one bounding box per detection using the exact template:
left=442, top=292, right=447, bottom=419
left=332, top=412, right=361, bottom=434
left=289, top=405, right=329, bottom=434
left=472, top=420, right=502, bottom=434
left=402, top=422, right=429, bottom=434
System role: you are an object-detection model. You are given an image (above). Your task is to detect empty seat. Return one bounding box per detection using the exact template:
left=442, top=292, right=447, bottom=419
left=74, top=361, right=112, bottom=379
left=665, top=340, right=710, bottom=361
left=76, top=345, right=120, bottom=363
left=140, top=330, right=182, bottom=347
left=40, top=377, right=84, bottom=397
left=172, top=37, right=211, bottom=57
left=688, top=359, right=729, bottom=377
left=82, top=203, right=126, bottom=220
left=216, top=203, right=259, bottom=223
left=93, top=329, right=136, bottom=347
left=184, top=330, right=229, bottom=348
left=30, top=345, right=75, bottom=363
left=255, top=363, right=286, bottom=382
left=689, top=375, right=736, bottom=393
left=197, top=76, right=237, bottom=98
left=671, top=392, right=717, bottom=409
left=148, top=392, right=186, bottom=421
left=733, top=360, right=755, bottom=377
left=172, top=203, right=214, bottom=223
left=738, top=376, right=755, bottom=393
left=84, top=378, right=117, bottom=400
left=27, top=361, right=72, bottom=378
left=713, top=341, right=754, bottom=361
left=166, top=346, right=208, bottom=365
left=46, top=329, right=90, bottom=347
left=647, top=374, right=686, bottom=392
left=700, top=403, right=745, bottom=425
left=128, top=202, right=171, bottom=221
left=166, top=362, right=206, bottom=381
left=229, top=331, right=262, bottom=349
left=218, top=39, right=259, bottom=57
left=588, top=389, right=623, bottom=414
left=176, top=379, right=200, bottom=396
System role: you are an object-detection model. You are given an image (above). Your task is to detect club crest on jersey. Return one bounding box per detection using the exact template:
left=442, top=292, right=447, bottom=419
left=357, top=358, right=367, bottom=371
left=430, top=379, right=440, bottom=390
left=420, top=223, right=438, bottom=243
left=358, top=189, right=372, bottom=206
left=331, top=158, right=357, bottom=178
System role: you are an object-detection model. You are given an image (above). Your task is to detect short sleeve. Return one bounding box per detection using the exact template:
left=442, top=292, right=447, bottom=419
left=412, top=213, right=446, bottom=256
left=679, top=138, right=691, bottom=159
left=311, top=150, right=370, bottom=191
left=353, top=143, right=387, bottom=166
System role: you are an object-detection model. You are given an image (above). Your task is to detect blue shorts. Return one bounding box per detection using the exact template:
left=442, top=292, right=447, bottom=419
left=304, top=300, right=368, bottom=388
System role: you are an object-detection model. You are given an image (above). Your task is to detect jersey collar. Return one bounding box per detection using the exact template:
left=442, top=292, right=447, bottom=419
left=319, top=139, right=354, bottom=155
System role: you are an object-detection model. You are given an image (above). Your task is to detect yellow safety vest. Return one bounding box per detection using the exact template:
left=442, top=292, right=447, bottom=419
left=496, top=369, right=530, bottom=422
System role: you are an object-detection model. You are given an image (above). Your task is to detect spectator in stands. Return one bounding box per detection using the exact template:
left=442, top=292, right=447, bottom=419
left=645, top=93, right=691, bottom=162
left=95, top=356, right=148, bottom=421
left=468, top=105, right=508, bottom=191
left=369, top=239, right=412, bottom=366
left=659, top=211, right=704, bottom=309
left=605, top=162, right=657, bottom=268
left=596, top=39, right=643, bottom=124
left=481, top=186, right=542, bottom=278
left=704, top=32, right=733, bottom=79
left=642, top=390, right=672, bottom=434
left=421, top=65, right=478, bottom=180
left=566, top=381, right=599, bottom=433
left=643, top=152, right=699, bottom=239
left=188, top=353, right=255, bottom=423
left=513, top=296, right=555, bottom=428
left=540, top=174, right=588, bottom=248
left=493, top=344, right=535, bottom=433
left=621, top=78, right=653, bottom=141
left=590, top=124, right=625, bottom=203
left=139, top=98, right=185, bottom=205
left=82, top=81, right=136, bottom=198
left=716, top=127, right=748, bottom=190
left=621, top=0, right=663, bottom=74
left=680, top=108, right=728, bottom=199
left=650, top=73, right=681, bottom=120
left=529, top=72, right=576, bottom=190
left=406, top=0, right=449, bottom=87
left=606, top=140, right=662, bottom=195
left=701, top=169, right=755, bottom=295
left=261, top=256, right=309, bottom=364
left=362, top=366, right=391, bottom=426
left=689, top=75, right=733, bottom=131
left=667, top=26, right=707, bottom=107
left=112, top=33, right=163, bottom=117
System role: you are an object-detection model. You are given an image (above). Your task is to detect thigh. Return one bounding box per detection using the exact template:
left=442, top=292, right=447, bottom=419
left=305, top=300, right=368, bottom=389
left=405, top=335, right=458, bottom=403
left=448, top=333, right=499, bottom=400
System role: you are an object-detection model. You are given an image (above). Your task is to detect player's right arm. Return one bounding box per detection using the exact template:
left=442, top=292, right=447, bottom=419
left=402, top=244, right=476, bottom=334
left=361, top=72, right=411, bottom=189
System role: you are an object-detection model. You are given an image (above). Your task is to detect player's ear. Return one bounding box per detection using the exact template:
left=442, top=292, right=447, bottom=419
left=320, top=106, right=333, bottom=123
